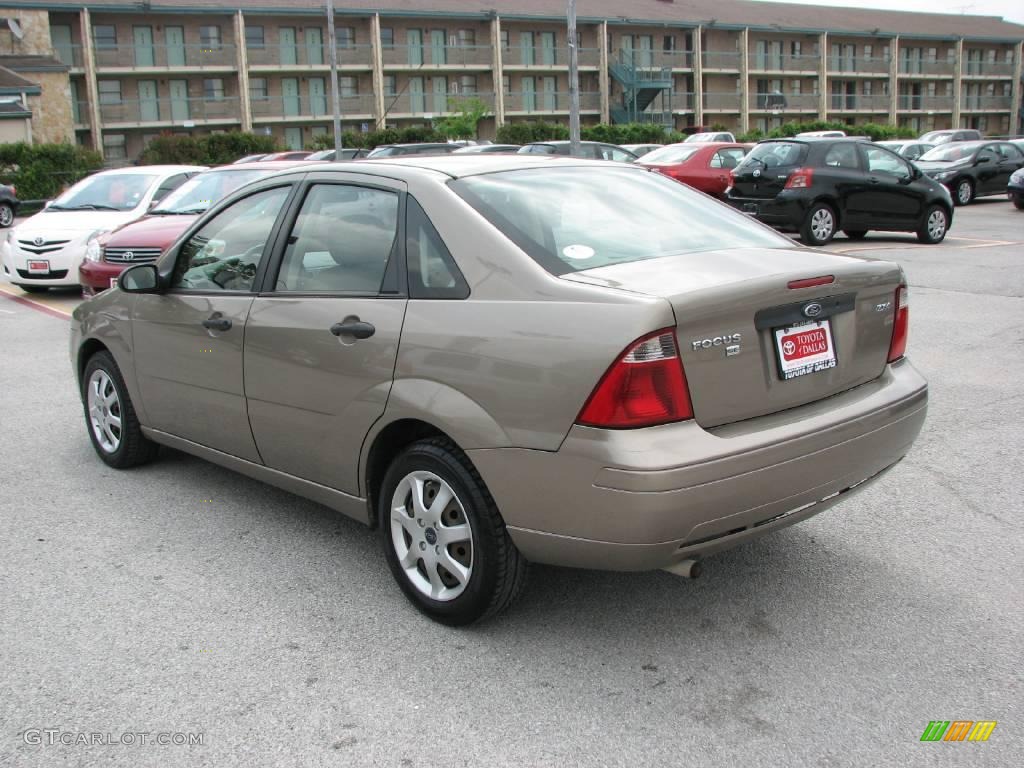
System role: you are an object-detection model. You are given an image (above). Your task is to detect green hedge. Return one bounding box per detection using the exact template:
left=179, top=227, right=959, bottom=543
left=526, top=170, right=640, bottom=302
left=138, top=131, right=281, bottom=166
left=0, top=142, right=102, bottom=201
left=307, top=126, right=447, bottom=150
left=737, top=120, right=917, bottom=143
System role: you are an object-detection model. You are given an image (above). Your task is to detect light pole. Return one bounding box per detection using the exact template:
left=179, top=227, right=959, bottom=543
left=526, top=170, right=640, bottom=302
left=326, top=0, right=343, bottom=152
left=567, top=0, right=581, bottom=155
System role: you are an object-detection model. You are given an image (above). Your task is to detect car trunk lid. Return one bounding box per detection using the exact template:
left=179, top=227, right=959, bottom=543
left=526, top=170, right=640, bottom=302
left=562, top=247, right=903, bottom=428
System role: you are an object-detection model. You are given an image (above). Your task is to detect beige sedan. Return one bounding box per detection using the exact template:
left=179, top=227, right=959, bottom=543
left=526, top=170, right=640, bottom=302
left=71, top=156, right=927, bottom=624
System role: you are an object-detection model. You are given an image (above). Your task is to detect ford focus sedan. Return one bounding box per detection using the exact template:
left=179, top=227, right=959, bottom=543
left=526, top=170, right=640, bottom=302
left=71, top=156, right=928, bottom=625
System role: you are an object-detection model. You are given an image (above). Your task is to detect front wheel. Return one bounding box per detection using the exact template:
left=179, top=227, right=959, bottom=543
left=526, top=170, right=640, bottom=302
left=917, top=205, right=950, bottom=244
left=380, top=437, right=527, bottom=625
left=953, top=178, right=974, bottom=206
left=81, top=351, right=159, bottom=468
left=800, top=203, right=837, bottom=246
left=0, top=202, right=13, bottom=227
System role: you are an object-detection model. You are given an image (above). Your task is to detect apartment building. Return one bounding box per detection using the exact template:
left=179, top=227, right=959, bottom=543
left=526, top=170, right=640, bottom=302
left=3, top=0, right=1022, bottom=161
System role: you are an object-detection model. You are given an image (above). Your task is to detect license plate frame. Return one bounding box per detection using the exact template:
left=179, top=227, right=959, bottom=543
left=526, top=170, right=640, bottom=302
left=26, top=260, right=50, bottom=274
left=742, top=202, right=759, bottom=215
left=774, top=319, right=837, bottom=380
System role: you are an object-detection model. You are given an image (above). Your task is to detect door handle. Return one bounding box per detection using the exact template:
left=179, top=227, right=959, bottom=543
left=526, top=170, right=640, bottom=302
left=868, top=177, right=881, bottom=184
left=201, top=312, right=232, bottom=332
left=330, top=320, right=375, bottom=339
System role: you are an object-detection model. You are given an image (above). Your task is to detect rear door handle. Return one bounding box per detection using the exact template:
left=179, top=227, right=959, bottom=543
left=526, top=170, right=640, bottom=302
left=868, top=177, right=881, bottom=184
left=201, top=312, right=232, bottom=332
left=330, top=320, right=375, bottom=339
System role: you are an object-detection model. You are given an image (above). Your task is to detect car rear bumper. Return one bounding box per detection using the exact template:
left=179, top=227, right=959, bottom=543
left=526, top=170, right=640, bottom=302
left=469, top=358, right=927, bottom=571
left=725, top=191, right=808, bottom=229
left=79, top=259, right=127, bottom=295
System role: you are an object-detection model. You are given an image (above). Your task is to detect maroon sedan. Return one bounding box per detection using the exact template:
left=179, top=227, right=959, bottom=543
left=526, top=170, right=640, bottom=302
left=80, top=161, right=312, bottom=295
left=639, top=142, right=750, bottom=199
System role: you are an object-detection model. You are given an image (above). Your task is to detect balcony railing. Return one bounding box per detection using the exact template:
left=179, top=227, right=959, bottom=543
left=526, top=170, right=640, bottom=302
left=897, top=95, right=954, bottom=111
left=828, top=56, right=890, bottom=74
left=500, top=46, right=600, bottom=67
left=250, top=93, right=375, bottom=119
left=671, top=92, right=695, bottom=110
left=73, top=100, right=89, bottom=125
left=750, top=92, right=820, bottom=111
left=702, top=51, right=742, bottom=70
left=381, top=44, right=493, bottom=68
left=703, top=92, right=742, bottom=110
left=503, top=90, right=600, bottom=113
left=93, top=43, right=237, bottom=69
left=54, top=43, right=85, bottom=68
left=828, top=94, right=891, bottom=111
left=961, top=95, right=1013, bottom=110
left=897, top=59, right=954, bottom=76
left=98, top=96, right=241, bottom=125
left=248, top=43, right=372, bottom=68
left=750, top=54, right=819, bottom=73
left=962, top=60, right=1015, bottom=77
left=383, top=91, right=496, bottom=116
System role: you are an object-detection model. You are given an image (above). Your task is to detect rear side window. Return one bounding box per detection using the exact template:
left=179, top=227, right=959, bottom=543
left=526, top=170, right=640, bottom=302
left=710, top=149, right=745, bottom=169
left=640, top=145, right=701, bottom=165
left=450, top=167, right=792, bottom=276
left=520, top=144, right=556, bottom=155
left=406, top=197, right=469, bottom=299
left=823, top=144, right=860, bottom=168
left=739, top=142, right=808, bottom=169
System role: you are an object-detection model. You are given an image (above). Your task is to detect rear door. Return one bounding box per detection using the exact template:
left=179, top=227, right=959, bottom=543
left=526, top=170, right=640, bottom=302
left=994, top=143, right=1024, bottom=189
left=243, top=174, right=407, bottom=494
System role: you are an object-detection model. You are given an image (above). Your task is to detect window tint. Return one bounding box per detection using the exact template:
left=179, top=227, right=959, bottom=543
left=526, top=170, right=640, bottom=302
left=640, top=145, right=701, bottom=165
left=823, top=143, right=859, bottom=168
left=977, top=146, right=998, bottom=163
left=862, top=147, right=911, bottom=178
left=275, top=184, right=399, bottom=293
left=172, top=186, right=290, bottom=292
left=406, top=197, right=468, bottom=299
left=997, top=143, right=1022, bottom=160
left=710, top=149, right=745, bottom=169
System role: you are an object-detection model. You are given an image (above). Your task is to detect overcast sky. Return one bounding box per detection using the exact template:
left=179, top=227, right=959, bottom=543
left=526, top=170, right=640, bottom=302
left=752, top=0, right=1024, bottom=24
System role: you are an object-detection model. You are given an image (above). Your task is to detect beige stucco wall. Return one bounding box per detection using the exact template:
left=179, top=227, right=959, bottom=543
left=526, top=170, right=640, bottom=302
left=0, top=8, right=53, bottom=55
left=25, top=70, right=73, bottom=143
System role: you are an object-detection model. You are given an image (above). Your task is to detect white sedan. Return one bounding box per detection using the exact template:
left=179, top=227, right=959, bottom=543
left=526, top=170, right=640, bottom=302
left=2, top=165, right=204, bottom=292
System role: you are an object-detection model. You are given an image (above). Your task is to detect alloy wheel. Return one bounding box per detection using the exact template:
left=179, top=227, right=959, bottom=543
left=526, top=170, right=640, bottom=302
left=389, top=470, right=474, bottom=601
left=927, top=209, right=947, bottom=241
left=87, top=369, right=122, bottom=453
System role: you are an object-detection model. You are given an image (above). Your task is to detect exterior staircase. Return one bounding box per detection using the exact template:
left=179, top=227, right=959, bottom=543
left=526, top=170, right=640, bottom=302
left=608, top=50, right=674, bottom=127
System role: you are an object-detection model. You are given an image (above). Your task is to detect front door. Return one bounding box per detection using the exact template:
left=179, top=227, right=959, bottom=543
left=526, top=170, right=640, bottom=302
left=522, top=76, right=536, bottom=112
left=169, top=79, right=189, bottom=121
left=280, top=27, right=298, bottom=66
left=285, top=126, right=303, bottom=150
left=133, top=26, right=154, bottom=67
left=282, top=77, right=301, bottom=116
left=430, top=29, right=446, bottom=65
left=132, top=184, right=294, bottom=461
left=305, top=27, right=323, bottom=65
left=409, top=77, right=425, bottom=113
left=51, top=24, right=75, bottom=67
left=165, top=26, right=186, bottom=67
left=432, top=76, right=448, bottom=113
left=309, top=77, right=327, bottom=116
left=407, top=30, right=423, bottom=66
left=244, top=178, right=407, bottom=494
left=637, top=35, right=654, bottom=68
left=855, top=145, right=923, bottom=228
left=539, top=31, right=556, bottom=65
left=541, top=76, right=557, bottom=110
left=138, top=80, right=160, bottom=122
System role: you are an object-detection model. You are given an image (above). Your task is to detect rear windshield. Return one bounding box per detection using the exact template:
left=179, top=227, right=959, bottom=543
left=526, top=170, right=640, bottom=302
left=919, top=144, right=977, bottom=162
left=450, top=167, right=792, bottom=275
left=737, top=142, right=808, bottom=170
left=639, top=145, right=702, bottom=165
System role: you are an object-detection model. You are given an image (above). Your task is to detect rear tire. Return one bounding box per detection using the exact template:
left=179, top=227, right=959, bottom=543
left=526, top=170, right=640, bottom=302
left=800, top=203, right=837, bottom=246
left=81, top=351, right=159, bottom=469
left=380, top=437, right=527, bottom=626
left=843, top=229, right=868, bottom=240
left=916, top=205, right=950, bottom=244
left=953, top=178, right=974, bottom=206
left=0, top=202, right=13, bottom=227
left=14, top=284, right=48, bottom=294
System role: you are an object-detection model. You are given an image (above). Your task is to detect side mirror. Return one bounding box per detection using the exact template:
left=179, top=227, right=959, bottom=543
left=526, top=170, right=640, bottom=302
left=119, top=264, right=160, bottom=293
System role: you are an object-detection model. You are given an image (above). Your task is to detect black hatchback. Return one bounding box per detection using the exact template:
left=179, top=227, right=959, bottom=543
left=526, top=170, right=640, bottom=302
left=726, top=138, right=954, bottom=246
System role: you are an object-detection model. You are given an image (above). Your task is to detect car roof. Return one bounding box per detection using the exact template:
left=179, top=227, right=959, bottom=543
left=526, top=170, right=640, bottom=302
left=96, top=165, right=204, bottom=176
left=210, top=160, right=319, bottom=171
left=376, top=143, right=454, bottom=148
left=527, top=140, right=620, bottom=148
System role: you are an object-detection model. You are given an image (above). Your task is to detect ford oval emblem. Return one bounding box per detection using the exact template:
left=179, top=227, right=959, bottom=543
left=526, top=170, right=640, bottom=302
left=803, top=302, right=823, bottom=318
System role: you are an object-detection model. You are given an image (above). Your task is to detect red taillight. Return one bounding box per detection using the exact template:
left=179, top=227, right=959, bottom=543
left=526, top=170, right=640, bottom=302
left=784, top=167, right=814, bottom=189
left=577, top=329, right=693, bottom=429
left=887, top=285, right=909, bottom=362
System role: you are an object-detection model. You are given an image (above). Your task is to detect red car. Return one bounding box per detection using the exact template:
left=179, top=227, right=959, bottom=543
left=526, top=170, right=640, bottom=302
left=79, top=161, right=311, bottom=295
left=639, top=142, right=750, bottom=199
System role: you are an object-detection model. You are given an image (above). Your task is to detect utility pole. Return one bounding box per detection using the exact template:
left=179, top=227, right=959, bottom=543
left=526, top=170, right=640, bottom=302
left=326, top=0, right=343, bottom=152
left=567, top=0, right=581, bottom=155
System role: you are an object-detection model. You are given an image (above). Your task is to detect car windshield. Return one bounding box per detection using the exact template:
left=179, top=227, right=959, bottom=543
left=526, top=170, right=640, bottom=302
left=639, top=145, right=702, bottom=165
left=49, top=173, right=160, bottom=211
left=151, top=169, right=269, bottom=214
left=685, top=133, right=717, bottom=143
left=919, top=144, right=976, bottom=162
left=737, top=141, right=808, bottom=169
left=450, top=167, right=792, bottom=276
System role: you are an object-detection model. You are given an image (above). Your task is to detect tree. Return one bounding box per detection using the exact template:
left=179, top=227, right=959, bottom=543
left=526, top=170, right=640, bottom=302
left=433, top=97, right=490, bottom=140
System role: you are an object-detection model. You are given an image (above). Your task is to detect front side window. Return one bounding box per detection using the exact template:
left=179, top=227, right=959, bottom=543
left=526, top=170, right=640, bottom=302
left=823, top=143, right=859, bottom=168
left=862, top=146, right=911, bottom=179
left=172, top=187, right=291, bottom=292
left=274, top=185, right=399, bottom=293
left=450, top=167, right=792, bottom=276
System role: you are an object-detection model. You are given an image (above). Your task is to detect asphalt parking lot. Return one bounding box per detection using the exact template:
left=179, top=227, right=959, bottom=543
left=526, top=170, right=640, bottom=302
left=1, top=201, right=1021, bottom=767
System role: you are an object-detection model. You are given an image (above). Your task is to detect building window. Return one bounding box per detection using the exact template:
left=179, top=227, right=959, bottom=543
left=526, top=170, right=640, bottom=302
left=103, top=134, right=127, bottom=161
left=94, top=25, right=117, bottom=49
left=98, top=79, right=122, bottom=104
left=250, top=77, right=268, bottom=100
left=457, top=29, right=475, bottom=47
left=500, top=30, right=509, bottom=49
left=380, top=27, right=394, bottom=48
left=200, top=26, right=221, bottom=50
left=336, top=27, right=355, bottom=48
left=311, top=125, right=327, bottom=137
left=246, top=26, right=265, bottom=49
left=340, top=76, right=358, bottom=97
left=203, top=78, right=225, bottom=101
left=791, top=41, right=802, bottom=58
left=663, top=35, right=675, bottom=52
left=502, top=74, right=510, bottom=93
left=458, top=74, right=477, bottom=94
left=863, top=44, right=872, bottom=59
left=1005, top=49, right=1014, bottom=64
left=383, top=75, right=396, bottom=96
left=791, top=79, right=801, bottom=94
left=863, top=80, right=873, bottom=96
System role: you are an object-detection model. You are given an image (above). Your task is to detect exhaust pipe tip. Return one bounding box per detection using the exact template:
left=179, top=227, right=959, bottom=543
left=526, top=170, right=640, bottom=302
left=664, top=558, right=702, bottom=580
